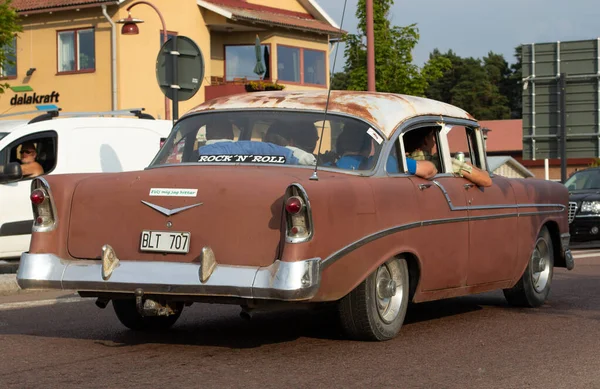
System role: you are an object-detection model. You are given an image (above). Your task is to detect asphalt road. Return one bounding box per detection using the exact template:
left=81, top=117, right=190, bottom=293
left=0, top=253, right=599, bottom=389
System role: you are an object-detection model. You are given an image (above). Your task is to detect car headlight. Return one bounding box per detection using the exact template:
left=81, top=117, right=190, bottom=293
left=581, top=201, right=600, bottom=213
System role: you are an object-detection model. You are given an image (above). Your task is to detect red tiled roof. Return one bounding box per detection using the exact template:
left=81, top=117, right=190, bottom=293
left=447, top=119, right=523, bottom=153
left=202, top=0, right=343, bottom=35
left=11, top=0, right=112, bottom=12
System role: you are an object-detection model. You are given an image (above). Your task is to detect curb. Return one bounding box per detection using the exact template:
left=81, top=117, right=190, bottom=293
left=0, top=274, right=20, bottom=296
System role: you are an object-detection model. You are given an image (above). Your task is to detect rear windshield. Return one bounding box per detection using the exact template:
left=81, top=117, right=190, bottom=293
left=0, top=132, right=7, bottom=141
left=150, top=111, right=385, bottom=172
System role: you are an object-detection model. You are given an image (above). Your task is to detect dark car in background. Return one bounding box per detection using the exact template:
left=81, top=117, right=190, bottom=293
left=565, top=168, right=600, bottom=247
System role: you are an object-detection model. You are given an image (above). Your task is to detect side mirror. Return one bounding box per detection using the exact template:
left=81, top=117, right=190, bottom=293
left=0, top=162, right=23, bottom=183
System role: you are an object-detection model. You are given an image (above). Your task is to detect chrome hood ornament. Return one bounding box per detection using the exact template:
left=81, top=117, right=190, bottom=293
left=141, top=200, right=203, bottom=216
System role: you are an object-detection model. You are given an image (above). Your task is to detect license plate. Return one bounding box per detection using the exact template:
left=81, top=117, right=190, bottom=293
left=140, top=230, right=191, bottom=254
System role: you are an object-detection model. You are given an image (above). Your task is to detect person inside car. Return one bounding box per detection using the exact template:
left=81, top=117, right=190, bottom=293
left=403, top=127, right=492, bottom=186
left=205, top=118, right=234, bottom=145
left=264, top=122, right=317, bottom=166
left=18, top=141, right=44, bottom=178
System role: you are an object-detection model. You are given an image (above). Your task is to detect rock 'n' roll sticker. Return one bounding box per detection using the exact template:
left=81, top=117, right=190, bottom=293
left=367, top=128, right=384, bottom=144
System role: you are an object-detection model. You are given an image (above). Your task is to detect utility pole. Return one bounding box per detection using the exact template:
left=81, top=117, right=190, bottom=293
left=366, top=0, right=375, bottom=91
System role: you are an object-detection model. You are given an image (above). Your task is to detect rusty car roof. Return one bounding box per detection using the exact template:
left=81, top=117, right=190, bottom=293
left=186, top=91, right=476, bottom=138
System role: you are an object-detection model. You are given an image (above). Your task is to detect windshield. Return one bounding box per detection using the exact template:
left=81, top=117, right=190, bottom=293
left=0, top=132, right=7, bottom=141
left=150, top=111, right=385, bottom=171
left=565, top=169, right=600, bottom=190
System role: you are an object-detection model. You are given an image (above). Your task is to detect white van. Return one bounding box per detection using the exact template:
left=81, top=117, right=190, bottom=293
left=0, top=109, right=172, bottom=260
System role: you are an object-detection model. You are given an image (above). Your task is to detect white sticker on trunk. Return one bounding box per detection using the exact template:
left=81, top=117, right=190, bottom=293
left=367, top=128, right=384, bottom=144
left=149, top=188, right=198, bottom=197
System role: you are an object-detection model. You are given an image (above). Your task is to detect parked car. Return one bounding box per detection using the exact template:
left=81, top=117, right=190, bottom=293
left=0, top=109, right=172, bottom=260
left=564, top=167, right=600, bottom=247
left=17, top=92, right=574, bottom=341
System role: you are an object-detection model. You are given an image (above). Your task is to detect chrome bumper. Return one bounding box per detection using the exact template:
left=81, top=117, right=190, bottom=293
left=17, top=253, right=322, bottom=301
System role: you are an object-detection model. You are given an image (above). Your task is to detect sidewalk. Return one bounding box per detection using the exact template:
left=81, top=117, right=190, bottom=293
left=0, top=274, right=20, bottom=296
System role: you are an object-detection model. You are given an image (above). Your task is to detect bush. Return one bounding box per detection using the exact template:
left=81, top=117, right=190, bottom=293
left=245, top=81, right=285, bottom=92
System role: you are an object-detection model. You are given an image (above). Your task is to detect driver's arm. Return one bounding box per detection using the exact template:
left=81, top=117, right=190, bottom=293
left=21, top=162, right=44, bottom=178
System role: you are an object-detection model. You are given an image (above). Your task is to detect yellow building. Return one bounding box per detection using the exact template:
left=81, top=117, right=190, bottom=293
left=0, top=0, right=342, bottom=120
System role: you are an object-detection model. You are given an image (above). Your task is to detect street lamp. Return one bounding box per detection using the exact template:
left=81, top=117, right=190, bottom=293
left=117, top=1, right=170, bottom=120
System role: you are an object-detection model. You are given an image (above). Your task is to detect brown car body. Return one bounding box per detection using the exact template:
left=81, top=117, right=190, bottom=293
left=17, top=91, right=574, bottom=340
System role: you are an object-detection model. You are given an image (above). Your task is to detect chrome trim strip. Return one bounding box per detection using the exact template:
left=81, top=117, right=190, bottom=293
left=321, top=208, right=564, bottom=270
left=574, top=214, right=600, bottom=218
left=141, top=201, right=204, bottom=217
left=432, top=180, right=566, bottom=212
left=17, top=253, right=321, bottom=301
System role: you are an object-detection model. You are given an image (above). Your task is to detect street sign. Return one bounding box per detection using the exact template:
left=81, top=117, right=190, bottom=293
left=522, top=39, right=600, bottom=162
left=156, top=35, right=205, bottom=120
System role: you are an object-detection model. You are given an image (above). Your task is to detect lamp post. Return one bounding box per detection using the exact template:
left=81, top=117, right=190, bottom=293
left=117, top=1, right=170, bottom=120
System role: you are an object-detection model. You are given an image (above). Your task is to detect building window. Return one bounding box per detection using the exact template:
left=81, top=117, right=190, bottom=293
left=1, top=36, right=17, bottom=78
left=57, top=28, right=95, bottom=73
left=225, top=44, right=271, bottom=81
left=277, top=45, right=326, bottom=86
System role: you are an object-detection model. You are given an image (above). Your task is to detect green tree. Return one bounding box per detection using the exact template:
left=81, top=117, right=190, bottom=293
left=507, top=46, right=523, bottom=118
left=331, top=71, right=350, bottom=90
left=425, top=50, right=512, bottom=120
left=342, top=0, right=449, bottom=95
left=0, top=0, right=22, bottom=94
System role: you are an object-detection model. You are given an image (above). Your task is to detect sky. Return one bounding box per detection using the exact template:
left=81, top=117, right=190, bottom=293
left=317, top=0, right=600, bottom=68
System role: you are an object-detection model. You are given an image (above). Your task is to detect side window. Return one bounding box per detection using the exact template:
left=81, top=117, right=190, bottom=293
left=6, top=132, right=58, bottom=180
left=446, top=126, right=483, bottom=170
left=400, top=125, right=443, bottom=174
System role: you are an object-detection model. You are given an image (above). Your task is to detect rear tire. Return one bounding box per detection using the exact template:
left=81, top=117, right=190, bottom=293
left=338, top=257, right=409, bottom=341
left=503, top=226, right=554, bottom=307
left=112, top=299, right=183, bottom=331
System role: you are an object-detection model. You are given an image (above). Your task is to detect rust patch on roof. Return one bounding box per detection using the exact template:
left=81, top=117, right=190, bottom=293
left=186, top=91, right=476, bottom=138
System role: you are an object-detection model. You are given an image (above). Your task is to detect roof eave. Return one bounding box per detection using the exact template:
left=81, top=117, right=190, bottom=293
left=232, top=15, right=343, bottom=36
left=17, top=0, right=120, bottom=15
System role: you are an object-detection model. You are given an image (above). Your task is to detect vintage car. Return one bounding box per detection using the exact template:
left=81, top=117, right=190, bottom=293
left=17, top=91, right=574, bottom=341
left=565, top=168, right=600, bottom=247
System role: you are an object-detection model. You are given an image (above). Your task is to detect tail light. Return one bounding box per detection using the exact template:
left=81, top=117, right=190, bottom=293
left=31, top=178, right=58, bottom=232
left=284, top=184, right=313, bottom=243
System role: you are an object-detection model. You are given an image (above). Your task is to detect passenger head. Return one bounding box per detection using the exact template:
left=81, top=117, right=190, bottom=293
left=265, top=120, right=319, bottom=153
left=206, top=116, right=234, bottom=141
left=19, top=141, right=37, bottom=164
left=291, top=121, right=319, bottom=154
left=336, top=122, right=372, bottom=157
left=403, top=127, right=436, bottom=154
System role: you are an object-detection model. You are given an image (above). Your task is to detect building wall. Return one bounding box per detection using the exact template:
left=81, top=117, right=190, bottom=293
left=1, top=0, right=331, bottom=121
left=1, top=7, right=113, bottom=117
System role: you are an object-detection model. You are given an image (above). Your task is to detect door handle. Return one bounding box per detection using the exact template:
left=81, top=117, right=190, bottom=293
left=464, top=183, right=475, bottom=190
left=419, top=183, right=432, bottom=190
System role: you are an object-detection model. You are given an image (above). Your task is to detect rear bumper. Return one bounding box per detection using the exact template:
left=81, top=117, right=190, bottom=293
left=17, top=253, right=322, bottom=301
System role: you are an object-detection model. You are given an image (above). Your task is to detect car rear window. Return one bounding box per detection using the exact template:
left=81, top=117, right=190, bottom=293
left=150, top=111, right=386, bottom=172
left=0, top=132, right=7, bottom=141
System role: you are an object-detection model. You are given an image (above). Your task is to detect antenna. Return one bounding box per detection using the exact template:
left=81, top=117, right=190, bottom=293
left=310, top=0, right=348, bottom=181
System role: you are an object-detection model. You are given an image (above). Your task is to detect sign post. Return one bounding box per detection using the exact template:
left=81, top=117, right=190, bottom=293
left=559, top=73, right=567, bottom=183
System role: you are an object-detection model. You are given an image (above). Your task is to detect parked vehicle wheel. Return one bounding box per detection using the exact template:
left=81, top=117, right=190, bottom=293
left=503, top=226, right=554, bottom=307
left=112, top=299, right=183, bottom=331
left=338, top=257, right=409, bottom=341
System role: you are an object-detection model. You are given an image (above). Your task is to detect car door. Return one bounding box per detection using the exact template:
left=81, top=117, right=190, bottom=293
left=444, top=125, right=518, bottom=285
left=0, top=131, right=58, bottom=258
left=397, top=124, right=470, bottom=291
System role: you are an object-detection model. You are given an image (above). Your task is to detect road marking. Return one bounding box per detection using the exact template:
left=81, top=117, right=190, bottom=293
left=0, top=296, right=85, bottom=311
left=573, top=252, right=600, bottom=259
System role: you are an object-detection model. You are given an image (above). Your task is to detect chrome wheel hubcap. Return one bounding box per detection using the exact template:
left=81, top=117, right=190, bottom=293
left=375, top=262, right=403, bottom=324
left=531, top=237, right=551, bottom=293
